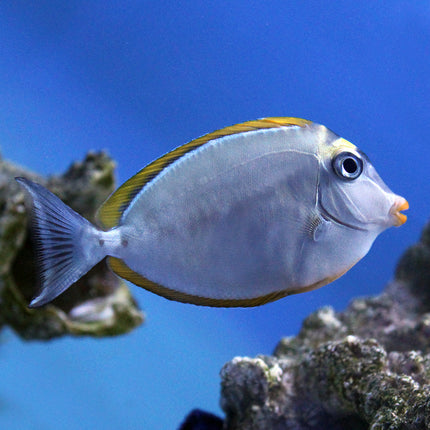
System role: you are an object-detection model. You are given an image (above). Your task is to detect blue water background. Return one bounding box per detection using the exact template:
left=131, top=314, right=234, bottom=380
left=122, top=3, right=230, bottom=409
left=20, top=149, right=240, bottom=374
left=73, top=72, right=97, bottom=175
left=0, top=2, right=428, bottom=429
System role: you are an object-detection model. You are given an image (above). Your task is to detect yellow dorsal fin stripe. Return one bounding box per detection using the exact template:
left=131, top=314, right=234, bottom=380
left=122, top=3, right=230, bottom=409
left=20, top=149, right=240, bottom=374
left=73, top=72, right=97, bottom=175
left=97, top=117, right=311, bottom=229
left=108, top=257, right=289, bottom=307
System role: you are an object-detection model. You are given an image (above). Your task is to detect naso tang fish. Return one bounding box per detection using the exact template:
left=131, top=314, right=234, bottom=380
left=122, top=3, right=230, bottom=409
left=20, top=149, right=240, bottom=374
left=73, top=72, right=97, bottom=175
left=16, top=117, right=409, bottom=308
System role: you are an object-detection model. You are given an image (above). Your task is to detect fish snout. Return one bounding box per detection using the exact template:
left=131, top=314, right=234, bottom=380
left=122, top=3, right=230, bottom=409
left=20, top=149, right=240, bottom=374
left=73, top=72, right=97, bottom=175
left=389, top=196, right=409, bottom=226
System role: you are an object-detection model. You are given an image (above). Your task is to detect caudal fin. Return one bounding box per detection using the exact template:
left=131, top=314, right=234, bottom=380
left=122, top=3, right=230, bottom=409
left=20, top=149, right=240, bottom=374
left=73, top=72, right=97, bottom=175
left=16, top=177, right=106, bottom=307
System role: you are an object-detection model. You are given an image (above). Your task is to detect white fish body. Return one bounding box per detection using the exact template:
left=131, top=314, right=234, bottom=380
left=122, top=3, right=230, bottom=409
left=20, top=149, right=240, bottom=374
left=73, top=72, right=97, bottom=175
left=16, top=118, right=408, bottom=307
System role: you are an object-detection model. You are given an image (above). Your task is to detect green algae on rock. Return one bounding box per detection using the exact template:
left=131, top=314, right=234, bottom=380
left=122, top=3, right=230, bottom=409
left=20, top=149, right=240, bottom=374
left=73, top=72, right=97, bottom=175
left=0, top=152, right=144, bottom=340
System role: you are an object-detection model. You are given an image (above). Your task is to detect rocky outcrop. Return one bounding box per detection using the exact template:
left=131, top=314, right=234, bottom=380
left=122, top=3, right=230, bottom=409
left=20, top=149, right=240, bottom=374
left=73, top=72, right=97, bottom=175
left=0, top=152, right=143, bottom=340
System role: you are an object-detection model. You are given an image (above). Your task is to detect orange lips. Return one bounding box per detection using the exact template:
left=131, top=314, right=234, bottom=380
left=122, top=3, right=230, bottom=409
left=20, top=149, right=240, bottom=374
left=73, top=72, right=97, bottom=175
left=390, top=197, right=409, bottom=226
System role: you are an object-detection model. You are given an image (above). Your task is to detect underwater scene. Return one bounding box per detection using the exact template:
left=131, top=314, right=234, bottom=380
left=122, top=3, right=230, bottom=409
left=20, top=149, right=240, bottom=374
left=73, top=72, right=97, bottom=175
left=0, top=2, right=429, bottom=429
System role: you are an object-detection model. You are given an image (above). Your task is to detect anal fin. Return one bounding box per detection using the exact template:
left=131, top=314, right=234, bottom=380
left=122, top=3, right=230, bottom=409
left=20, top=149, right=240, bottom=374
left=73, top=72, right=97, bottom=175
left=108, top=257, right=287, bottom=307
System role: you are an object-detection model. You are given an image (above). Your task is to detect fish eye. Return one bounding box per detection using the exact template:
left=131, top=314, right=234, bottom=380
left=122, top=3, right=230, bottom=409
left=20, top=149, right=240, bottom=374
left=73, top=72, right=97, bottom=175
left=332, top=152, right=363, bottom=180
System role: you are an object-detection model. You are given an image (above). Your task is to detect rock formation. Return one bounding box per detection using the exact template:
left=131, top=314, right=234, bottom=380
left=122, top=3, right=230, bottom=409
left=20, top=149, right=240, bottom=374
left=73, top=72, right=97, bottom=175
left=0, top=152, right=143, bottom=339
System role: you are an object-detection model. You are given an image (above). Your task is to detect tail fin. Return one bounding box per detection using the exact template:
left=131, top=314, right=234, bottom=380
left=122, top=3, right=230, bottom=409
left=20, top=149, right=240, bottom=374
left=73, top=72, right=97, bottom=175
left=16, top=177, right=107, bottom=307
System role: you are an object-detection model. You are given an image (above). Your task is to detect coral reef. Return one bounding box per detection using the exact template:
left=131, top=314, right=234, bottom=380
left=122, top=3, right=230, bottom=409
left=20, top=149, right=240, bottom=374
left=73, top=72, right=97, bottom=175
left=181, top=220, right=430, bottom=429
left=0, top=152, right=143, bottom=340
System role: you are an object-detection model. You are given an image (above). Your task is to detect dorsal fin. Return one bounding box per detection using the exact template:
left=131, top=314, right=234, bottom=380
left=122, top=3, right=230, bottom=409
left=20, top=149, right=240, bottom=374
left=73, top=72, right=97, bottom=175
left=97, top=117, right=311, bottom=228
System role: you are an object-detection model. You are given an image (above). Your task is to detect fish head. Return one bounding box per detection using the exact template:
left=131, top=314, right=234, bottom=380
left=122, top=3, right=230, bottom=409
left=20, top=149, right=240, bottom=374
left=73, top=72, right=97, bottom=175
left=318, top=137, right=408, bottom=234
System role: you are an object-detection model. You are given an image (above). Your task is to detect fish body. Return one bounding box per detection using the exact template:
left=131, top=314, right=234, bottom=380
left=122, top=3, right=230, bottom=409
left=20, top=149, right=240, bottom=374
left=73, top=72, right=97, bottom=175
left=17, top=117, right=408, bottom=307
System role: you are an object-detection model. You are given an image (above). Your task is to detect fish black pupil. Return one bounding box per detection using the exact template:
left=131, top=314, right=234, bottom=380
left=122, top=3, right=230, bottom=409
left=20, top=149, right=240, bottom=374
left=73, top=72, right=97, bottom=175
left=332, top=152, right=363, bottom=180
left=343, top=157, right=357, bottom=174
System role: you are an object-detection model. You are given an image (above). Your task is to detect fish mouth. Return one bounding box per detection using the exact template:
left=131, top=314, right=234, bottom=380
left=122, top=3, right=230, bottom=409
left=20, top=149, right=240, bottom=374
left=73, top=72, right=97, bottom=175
left=389, top=197, right=409, bottom=226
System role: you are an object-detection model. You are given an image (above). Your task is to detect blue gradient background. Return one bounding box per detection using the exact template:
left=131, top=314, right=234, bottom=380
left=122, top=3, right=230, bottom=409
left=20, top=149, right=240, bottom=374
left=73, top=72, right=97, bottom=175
left=0, top=2, right=428, bottom=429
